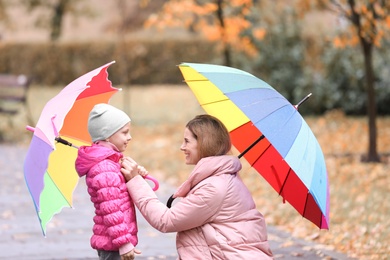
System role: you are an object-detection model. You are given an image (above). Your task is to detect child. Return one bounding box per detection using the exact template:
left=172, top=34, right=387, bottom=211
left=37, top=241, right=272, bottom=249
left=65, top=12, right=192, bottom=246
left=75, top=103, right=143, bottom=260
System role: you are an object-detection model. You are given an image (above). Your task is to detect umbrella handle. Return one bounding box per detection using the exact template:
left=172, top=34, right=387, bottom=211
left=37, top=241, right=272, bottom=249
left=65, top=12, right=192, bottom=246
left=26, top=125, right=35, bottom=132
left=144, top=175, right=159, bottom=191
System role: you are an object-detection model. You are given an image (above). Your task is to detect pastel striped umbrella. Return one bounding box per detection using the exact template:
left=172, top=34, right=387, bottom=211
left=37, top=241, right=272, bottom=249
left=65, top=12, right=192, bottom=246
left=178, top=62, right=329, bottom=229
left=23, top=61, right=159, bottom=236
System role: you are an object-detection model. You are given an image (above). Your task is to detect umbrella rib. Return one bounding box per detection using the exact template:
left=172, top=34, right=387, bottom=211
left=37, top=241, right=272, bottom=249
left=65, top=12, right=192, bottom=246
left=201, top=97, right=230, bottom=106
left=183, top=79, right=209, bottom=83
left=279, top=168, right=291, bottom=200
left=302, top=191, right=310, bottom=221
left=45, top=171, right=72, bottom=207
left=238, top=134, right=265, bottom=159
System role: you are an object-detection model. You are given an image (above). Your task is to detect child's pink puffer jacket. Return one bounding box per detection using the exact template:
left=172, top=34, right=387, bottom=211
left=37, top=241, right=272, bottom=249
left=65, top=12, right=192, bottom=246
left=75, top=143, right=137, bottom=254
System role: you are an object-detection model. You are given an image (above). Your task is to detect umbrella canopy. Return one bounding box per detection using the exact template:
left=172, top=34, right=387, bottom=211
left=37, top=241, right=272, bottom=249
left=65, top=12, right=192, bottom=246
left=24, top=61, right=119, bottom=235
left=178, top=62, right=329, bottom=229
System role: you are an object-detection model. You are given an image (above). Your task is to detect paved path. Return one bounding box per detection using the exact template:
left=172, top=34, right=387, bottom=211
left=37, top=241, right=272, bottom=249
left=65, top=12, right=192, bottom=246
left=0, top=144, right=353, bottom=259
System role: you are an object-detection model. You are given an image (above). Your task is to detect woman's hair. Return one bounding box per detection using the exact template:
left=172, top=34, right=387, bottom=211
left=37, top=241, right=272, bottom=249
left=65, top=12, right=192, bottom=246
left=186, top=114, right=231, bottom=159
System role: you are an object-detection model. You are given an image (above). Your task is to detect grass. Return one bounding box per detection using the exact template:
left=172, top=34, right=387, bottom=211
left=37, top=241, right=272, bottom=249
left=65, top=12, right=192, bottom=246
left=2, top=85, right=389, bottom=259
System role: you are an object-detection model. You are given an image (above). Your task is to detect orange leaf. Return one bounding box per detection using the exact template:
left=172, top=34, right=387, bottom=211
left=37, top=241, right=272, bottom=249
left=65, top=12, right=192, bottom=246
left=253, top=28, right=267, bottom=40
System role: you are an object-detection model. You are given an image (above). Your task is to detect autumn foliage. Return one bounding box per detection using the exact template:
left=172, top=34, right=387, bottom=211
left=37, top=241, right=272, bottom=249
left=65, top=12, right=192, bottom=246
left=145, top=0, right=266, bottom=57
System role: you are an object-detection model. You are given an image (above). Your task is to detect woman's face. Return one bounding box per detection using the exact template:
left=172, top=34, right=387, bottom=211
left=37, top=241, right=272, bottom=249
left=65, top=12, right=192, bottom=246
left=180, top=127, right=200, bottom=165
left=108, top=122, right=132, bottom=152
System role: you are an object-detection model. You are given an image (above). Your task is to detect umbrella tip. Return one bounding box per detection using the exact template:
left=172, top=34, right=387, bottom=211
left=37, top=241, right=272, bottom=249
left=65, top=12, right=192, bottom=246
left=295, top=93, right=313, bottom=110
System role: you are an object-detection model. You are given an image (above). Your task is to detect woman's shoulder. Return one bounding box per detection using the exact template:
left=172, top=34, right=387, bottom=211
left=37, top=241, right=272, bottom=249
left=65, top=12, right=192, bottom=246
left=193, top=174, right=231, bottom=198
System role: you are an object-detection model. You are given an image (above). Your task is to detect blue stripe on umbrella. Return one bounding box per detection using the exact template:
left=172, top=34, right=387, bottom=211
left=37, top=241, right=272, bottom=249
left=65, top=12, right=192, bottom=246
left=285, top=120, right=313, bottom=185
left=203, top=72, right=274, bottom=93
left=184, top=62, right=255, bottom=77
left=309, top=142, right=328, bottom=214
left=226, top=88, right=301, bottom=159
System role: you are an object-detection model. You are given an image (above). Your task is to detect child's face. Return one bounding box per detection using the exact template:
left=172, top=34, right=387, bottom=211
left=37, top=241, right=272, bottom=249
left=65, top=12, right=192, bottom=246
left=108, top=122, right=131, bottom=152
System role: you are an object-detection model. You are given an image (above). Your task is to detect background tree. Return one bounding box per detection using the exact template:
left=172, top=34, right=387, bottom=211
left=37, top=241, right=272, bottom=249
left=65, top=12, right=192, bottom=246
left=297, top=0, right=390, bottom=162
left=22, top=0, right=83, bottom=41
left=0, top=0, right=11, bottom=40
left=145, top=0, right=265, bottom=66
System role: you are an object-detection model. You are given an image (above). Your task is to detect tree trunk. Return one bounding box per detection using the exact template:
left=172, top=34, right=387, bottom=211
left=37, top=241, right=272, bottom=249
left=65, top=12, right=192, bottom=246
left=50, top=0, right=69, bottom=41
left=215, top=0, right=232, bottom=67
left=361, top=40, right=380, bottom=162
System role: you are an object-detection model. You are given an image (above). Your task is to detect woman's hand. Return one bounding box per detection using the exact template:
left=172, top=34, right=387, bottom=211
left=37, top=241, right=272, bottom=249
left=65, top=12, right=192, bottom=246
left=137, top=165, right=148, bottom=178
left=121, top=157, right=140, bottom=182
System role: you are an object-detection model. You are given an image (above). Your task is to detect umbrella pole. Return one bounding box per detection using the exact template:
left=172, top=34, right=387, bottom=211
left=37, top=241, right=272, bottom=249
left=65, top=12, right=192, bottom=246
left=238, top=134, right=265, bottom=159
left=26, top=125, right=79, bottom=149
left=55, top=137, right=79, bottom=149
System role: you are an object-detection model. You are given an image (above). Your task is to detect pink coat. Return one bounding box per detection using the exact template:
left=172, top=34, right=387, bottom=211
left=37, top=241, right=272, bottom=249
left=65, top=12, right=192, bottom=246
left=75, top=143, right=137, bottom=255
left=127, top=155, right=273, bottom=259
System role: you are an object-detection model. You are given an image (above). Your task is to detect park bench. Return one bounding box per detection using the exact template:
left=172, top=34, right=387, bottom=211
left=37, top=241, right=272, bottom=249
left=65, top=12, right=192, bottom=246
left=0, top=74, right=32, bottom=126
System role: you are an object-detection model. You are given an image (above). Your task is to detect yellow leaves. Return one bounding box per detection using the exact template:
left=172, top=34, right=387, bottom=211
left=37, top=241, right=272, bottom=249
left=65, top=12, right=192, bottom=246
left=253, top=27, right=267, bottom=40
left=386, top=16, right=390, bottom=28
left=333, top=36, right=344, bottom=48
left=294, top=0, right=389, bottom=50
left=224, top=16, right=251, bottom=39
left=231, top=0, right=253, bottom=7
left=201, top=22, right=220, bottom=42
left=344, top=0, right=389, bottom=46
left=192, top=3, right=217, bottom=16
left=286, top=114, right=390, bottom=258
left=332, top=34, right=359, bottom=48
left=143, top=0, right=262, bottom=57
left=373, top=2, right=385, bottom=17
left=240, top=36, right=258, bottom=57
left=290, top=113, right=390, bottom=258
left=360, top=4, right=369, bottom=15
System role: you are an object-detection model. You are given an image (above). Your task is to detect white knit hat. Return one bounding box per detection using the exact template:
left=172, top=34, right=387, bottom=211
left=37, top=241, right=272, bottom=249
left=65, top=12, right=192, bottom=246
left=88, top=104, right=131, bottom=142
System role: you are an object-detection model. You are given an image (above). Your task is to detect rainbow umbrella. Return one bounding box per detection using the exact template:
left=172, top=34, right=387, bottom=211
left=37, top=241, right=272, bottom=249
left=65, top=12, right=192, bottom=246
left=24, top=61, right=159, bottom=236
left=178, top=62, right=329, bottom=229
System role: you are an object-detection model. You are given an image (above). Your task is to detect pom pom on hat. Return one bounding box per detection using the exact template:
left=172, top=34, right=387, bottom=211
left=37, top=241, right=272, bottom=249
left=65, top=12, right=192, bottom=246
left=88, top=104, right=131, bottom=142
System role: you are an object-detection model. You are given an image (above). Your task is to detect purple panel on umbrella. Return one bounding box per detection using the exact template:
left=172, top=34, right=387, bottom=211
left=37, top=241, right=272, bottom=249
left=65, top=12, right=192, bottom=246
left=226, top=88, right=302, bottom=157
left=24, top=135, right=52, bottom=211
left=226, top=88, right=285, bottom=120
left=257, top=105, right=302, bottom=157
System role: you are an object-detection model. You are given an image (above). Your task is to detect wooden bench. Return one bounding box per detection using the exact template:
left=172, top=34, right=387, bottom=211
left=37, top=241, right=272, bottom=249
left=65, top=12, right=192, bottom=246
left=0, top=74, right=32, bottom=126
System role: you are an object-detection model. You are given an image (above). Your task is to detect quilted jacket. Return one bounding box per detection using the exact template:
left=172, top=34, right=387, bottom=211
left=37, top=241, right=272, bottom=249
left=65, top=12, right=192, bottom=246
left=75, top=143, right=137, bottom=255
left=127, top=155, right=273, bottom=259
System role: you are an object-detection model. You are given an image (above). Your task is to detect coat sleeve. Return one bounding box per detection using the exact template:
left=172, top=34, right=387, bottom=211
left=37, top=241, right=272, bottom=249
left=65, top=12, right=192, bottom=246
left=126, top=175, right=226, bottom=233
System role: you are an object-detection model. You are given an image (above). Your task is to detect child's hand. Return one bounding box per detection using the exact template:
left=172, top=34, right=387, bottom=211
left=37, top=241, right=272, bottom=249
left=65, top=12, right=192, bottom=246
left=137, top=165, right=148, bottom=177
left=120, top=248, right=141, bottom=260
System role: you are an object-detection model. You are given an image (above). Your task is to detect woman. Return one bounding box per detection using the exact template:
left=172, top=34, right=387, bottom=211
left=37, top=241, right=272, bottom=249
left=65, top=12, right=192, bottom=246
left=121, top=114, right=273, bottom=259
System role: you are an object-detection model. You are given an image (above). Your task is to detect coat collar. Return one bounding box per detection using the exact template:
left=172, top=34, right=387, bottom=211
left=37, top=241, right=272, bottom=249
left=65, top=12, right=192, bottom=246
left=173, top=155, right=241, bottom=198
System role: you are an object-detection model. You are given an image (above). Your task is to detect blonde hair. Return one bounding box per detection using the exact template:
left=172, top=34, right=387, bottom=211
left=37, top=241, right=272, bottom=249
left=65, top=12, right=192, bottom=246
left=186, top=114, right=231, bottom=159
